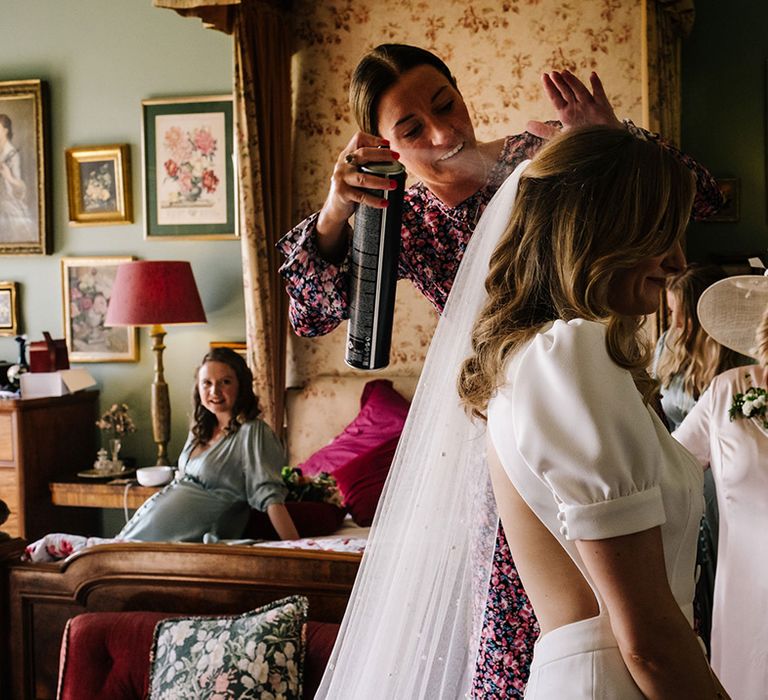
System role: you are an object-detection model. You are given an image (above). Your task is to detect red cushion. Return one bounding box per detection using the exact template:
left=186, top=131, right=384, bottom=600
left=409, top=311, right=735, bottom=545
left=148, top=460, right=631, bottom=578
left=58, top=611, right=171, bottom=700
left=297, top=379, right=410, bottom=477
left=245, top=501, right=347, bottom=540
left=333, top=435, right=400, bottom=526
left=58, top=611, right=340, bottom=700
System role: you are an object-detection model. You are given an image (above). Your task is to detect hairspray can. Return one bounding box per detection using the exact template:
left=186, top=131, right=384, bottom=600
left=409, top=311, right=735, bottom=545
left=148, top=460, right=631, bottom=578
left=345, top=160, right=406, bottom=370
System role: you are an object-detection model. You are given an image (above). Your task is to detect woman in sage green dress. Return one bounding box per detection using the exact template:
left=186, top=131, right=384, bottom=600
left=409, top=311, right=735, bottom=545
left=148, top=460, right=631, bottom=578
left=119, top=347, right=299, bottom=542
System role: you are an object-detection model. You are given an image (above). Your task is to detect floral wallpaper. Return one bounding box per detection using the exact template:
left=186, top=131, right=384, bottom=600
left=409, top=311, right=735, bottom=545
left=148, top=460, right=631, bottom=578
left=286, top=0, right=643, bottom=385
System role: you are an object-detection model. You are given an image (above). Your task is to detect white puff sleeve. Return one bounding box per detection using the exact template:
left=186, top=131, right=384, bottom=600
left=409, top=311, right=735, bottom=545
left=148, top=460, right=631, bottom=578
left=510, top=319, right=667, bottom=540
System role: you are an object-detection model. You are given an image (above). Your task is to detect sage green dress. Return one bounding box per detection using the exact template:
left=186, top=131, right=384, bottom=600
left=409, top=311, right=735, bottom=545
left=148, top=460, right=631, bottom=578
left=118, top=420, right=287, bottom=542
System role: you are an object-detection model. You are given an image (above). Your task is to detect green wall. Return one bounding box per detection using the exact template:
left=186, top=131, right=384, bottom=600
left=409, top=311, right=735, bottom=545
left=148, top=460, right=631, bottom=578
left=0, top=1, right=241, bottom=469
left=682, top=0, right=768, bottom=264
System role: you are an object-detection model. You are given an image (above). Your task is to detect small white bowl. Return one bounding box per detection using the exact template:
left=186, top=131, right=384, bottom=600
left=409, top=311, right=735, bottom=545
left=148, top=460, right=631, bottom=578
left=136, top=466, right=174, bottom=487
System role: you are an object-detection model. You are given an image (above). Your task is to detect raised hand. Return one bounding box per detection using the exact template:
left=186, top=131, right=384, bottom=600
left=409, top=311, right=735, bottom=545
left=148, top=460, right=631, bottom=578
left=526, top=70, right=622, bottom=140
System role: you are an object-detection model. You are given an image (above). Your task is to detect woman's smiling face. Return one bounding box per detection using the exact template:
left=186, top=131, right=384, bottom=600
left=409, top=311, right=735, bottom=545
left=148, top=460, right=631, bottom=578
left=197, top=360, right=239, bottom=420
left=375, top=64, right=481, bottom=194
left=609, top=241, right=687, bottom=316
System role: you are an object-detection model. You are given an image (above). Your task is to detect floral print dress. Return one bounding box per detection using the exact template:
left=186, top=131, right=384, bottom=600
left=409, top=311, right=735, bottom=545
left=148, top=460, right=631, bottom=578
left=278, top=125, right=724, bottom=697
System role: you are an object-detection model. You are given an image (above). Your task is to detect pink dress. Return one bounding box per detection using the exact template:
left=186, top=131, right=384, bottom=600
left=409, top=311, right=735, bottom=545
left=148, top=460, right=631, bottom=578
left=674, top=364, right=768, bottom=700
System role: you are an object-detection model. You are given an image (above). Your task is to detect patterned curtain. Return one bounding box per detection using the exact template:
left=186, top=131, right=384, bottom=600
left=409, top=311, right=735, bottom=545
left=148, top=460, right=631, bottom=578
left=643, top=0, right=695, bottom=340
left=643, top=0, right=695, bottom=145
left=154, top=0, right=292, bottom=435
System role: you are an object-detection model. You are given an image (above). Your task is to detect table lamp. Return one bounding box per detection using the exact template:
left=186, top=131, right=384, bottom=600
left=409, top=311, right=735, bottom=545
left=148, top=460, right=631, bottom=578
left=105, top=260, right=207, bottom=466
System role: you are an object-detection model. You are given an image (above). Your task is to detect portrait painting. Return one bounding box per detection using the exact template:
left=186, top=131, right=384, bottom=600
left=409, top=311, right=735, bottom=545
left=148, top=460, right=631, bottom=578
left=61, top=256, right=138, bottom=362
left=0, top=79, right=48, bottom=254
left=66, top=144, right=132, bottom=225
left=142, top=95, right=236, bottom=239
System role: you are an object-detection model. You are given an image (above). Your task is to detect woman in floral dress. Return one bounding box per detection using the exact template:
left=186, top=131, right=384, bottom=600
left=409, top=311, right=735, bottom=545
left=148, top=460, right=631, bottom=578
left=278, top=43, right=723, bottom=696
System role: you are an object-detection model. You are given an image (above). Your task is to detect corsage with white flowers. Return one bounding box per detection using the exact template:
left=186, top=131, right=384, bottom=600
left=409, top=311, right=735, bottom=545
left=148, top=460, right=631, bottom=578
left=729, top=380, right=768, bottom=429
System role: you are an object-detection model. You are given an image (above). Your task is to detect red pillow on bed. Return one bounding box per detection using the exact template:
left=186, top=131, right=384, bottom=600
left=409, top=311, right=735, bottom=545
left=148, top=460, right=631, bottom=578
left=298, top=379, right=410, bottom=477
left=333, top=434, right=400, bottom=527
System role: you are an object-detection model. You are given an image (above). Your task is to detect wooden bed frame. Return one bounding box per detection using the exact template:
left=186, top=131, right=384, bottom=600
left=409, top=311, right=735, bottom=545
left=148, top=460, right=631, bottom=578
left=1, top=539, right=360, bottom=700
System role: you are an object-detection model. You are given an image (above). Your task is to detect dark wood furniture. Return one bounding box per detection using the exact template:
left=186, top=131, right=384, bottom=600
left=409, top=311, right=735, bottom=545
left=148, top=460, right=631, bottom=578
left=0, top=392, right=100, bottom=540
left=4, top=541, right=362, bottom=699
left=50, top=481, right=160, bottom=509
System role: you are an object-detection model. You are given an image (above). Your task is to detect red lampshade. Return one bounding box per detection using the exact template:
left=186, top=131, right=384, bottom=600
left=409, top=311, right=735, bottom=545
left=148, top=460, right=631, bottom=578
left=105, top=260, right=207, bottom=326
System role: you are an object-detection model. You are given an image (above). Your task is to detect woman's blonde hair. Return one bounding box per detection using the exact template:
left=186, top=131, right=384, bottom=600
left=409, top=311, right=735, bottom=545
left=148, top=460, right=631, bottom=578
left=656, top=263, right=742, bottom=398
left=458, top=126, right=695, bottom=420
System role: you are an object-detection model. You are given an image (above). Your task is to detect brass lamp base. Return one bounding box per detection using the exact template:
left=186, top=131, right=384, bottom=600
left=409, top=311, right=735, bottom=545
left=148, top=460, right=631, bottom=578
left=149, top=324, right=170, bottom=466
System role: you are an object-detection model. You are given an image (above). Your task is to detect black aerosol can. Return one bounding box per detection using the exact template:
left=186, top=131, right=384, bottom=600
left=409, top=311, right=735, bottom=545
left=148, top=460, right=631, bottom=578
left=345, top=160, right=406, bottom=370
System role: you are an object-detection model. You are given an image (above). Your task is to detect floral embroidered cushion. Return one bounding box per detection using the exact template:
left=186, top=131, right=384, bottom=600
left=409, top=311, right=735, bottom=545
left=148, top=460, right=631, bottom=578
left=148, top=596, right=308, bottom=699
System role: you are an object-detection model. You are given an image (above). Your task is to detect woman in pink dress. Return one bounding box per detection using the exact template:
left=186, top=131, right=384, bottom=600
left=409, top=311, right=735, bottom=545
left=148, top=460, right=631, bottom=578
left=674, top=273, right=768, bottom=700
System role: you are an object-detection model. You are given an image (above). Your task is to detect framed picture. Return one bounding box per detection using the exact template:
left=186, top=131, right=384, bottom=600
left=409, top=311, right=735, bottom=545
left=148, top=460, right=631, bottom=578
left=209, top=340, right=247, bottom=362
left=65, top=144, right=132, bottom=226
left=0, top=79, right=49, bottom=255
left=707, top=178, right=740, bottom=223
left=61, top=256, right=138, bottom=363
left=142, top=95, right=237, bottom=240
left=0, top=281, right=19, bottom=335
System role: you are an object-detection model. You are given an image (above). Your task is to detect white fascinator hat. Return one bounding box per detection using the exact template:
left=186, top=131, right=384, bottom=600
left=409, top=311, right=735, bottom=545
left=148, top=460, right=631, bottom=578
left=697, top=272, right=768, bottom=360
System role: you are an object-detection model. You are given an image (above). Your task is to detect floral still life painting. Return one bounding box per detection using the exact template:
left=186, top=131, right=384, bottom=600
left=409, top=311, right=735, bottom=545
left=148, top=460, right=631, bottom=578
left=65, top=144, right=132, bottom=226
left=60, top=256, right=138, bottom=362
left=143, top=96, right=236, bottom=239
left=161, top=123, right=220, bottom=206
left=81, top=162, right=116, bottom=211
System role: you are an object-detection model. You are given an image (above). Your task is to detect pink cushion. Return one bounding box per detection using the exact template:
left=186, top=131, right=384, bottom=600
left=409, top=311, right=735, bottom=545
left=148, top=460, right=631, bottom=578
left=298, top=379, right=410, bottom=477
left=245, top=501, right=347, bottom=540
left=296, top=379, right=409, bottom=527
left=333, top=435, right=400, bottom=527
left=58, top=611, right=339, bottom=700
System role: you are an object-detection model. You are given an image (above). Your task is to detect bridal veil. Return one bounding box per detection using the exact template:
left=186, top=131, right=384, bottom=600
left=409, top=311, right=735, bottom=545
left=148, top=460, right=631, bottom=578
left=316, top=160, right=531, bottom=699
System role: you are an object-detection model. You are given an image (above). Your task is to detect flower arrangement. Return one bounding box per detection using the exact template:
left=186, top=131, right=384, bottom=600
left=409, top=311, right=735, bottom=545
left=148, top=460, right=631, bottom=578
left=728, top=382, right=768, bottom=429
left=82, top=163, right=115, bottom=212
left=162, top=125, right=220, bottom=205
left=96, top=403, right=137, bottom=437
left=281, top=467, right=343, bottom=507
left=68, top=267, right=112, bottom=348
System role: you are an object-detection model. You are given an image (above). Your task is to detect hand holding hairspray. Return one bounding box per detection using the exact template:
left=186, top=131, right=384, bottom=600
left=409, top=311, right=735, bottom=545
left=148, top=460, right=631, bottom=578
left=345, top=161, right=406, bottom=370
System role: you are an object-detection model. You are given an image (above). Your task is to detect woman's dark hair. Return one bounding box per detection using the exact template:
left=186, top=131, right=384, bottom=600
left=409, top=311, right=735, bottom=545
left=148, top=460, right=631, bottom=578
left=191, top=347, right=260, bottom=447
left=0, top=114, right=13, bottom=141
left=350, top=44, right=458, bottom=135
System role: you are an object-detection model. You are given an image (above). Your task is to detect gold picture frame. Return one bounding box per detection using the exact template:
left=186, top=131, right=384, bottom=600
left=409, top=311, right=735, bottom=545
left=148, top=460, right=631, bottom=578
left=0, top=281, right=19, bottom=336
left=61, top=256, right=138, bottom=362
left=0, top=79, right=49, bottom=255
left=65, top=144, right=132, bottom=226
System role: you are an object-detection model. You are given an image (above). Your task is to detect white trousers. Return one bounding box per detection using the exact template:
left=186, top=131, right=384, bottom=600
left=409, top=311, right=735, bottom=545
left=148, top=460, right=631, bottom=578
left=524, top=615, right=644, bottom=700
